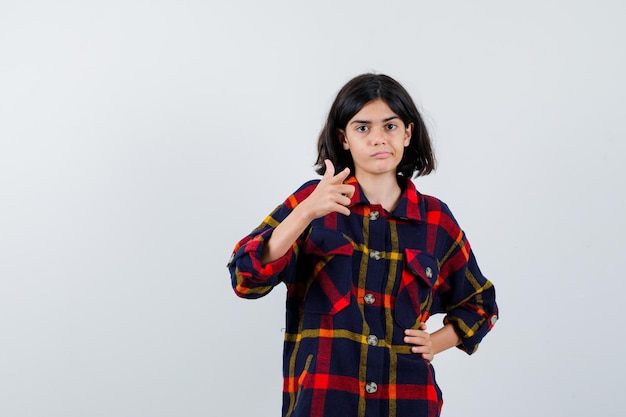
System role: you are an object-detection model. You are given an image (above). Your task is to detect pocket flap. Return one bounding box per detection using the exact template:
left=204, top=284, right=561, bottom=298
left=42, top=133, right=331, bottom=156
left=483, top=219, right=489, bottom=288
left=404, top=249, right=439, bottom=288
left=394, top=249, right=439, bottom=328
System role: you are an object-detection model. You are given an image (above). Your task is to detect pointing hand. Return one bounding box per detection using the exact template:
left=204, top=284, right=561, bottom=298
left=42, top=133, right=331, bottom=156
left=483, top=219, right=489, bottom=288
left=301, top=159, right=355, bottom=219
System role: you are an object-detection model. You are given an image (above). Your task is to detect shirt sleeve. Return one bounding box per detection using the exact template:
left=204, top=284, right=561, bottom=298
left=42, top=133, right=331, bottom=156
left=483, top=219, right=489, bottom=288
left=436, top=204, right=498, bottom=355
left=227, top=180, right=318, bottom=299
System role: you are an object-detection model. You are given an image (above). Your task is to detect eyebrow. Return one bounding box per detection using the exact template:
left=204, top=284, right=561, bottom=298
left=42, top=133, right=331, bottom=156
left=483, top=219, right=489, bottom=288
left=350, top=116, right=400, bottom=125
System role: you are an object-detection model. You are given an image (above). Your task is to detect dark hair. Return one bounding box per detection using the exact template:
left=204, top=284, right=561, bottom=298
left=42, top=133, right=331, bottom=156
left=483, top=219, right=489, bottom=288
left=315, top=73, right=435, bottom=178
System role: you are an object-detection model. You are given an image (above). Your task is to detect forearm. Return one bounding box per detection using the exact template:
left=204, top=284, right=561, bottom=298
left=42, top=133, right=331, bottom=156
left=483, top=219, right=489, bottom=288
left=430, top=323, right=461, bottom=355
left=261, top=203, right=313, bottom=265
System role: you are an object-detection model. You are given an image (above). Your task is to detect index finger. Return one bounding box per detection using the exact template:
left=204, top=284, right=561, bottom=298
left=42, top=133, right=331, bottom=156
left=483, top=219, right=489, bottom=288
left=404, top=328, right=427, bottom=336
left=332, top=165, right=351, bottom=184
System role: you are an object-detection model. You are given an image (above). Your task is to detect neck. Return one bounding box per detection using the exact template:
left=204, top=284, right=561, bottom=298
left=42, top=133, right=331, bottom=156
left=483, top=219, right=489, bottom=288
left=355, top=172, right=402, bottom=212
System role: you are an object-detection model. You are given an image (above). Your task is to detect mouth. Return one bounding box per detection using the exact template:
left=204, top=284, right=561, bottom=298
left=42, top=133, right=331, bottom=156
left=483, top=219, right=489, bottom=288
left=372, top=151, right=392, bottom=159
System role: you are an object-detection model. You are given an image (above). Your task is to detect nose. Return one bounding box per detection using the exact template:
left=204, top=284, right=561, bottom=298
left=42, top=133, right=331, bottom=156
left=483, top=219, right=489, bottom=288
left=371, top=127, right=387, bottom=145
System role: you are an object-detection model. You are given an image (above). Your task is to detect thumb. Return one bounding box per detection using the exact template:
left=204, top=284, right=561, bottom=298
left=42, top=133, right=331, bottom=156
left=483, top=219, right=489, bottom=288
left=323, top=159, right=335, bottom=180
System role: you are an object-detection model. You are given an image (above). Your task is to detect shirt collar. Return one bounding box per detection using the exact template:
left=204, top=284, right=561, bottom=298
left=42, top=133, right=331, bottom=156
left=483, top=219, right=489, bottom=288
left=344, top=176, right=424, bottom=222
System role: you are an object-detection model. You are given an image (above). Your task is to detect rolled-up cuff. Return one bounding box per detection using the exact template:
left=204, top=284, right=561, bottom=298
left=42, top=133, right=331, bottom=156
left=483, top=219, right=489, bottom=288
left=238, top=228, right=293, bottom=281
left=444, top=310, right=498, bottom=355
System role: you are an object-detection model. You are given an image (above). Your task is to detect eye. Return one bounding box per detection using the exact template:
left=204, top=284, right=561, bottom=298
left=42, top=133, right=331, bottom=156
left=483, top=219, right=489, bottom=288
left=385, top=123, right=397, bottom=130
left=356, top=125, right=369, bottom=133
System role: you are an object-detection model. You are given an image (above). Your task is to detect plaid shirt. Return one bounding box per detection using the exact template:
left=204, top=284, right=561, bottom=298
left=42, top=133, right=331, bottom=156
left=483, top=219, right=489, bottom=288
left=228, top=176, right=498, bottom=417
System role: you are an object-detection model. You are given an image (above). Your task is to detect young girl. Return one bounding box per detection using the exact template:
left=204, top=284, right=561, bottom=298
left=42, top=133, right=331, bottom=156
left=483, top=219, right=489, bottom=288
left=228, top=73, right=498, bottom=417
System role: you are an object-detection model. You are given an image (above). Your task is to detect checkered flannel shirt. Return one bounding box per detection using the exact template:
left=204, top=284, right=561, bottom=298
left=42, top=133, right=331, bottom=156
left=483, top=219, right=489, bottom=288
left=228, top=175, right=498, bottom=417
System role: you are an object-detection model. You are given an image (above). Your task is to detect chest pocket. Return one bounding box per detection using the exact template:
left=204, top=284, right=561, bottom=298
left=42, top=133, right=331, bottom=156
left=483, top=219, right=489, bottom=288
left=302, top=227, right=354, bottom=315
left=394, top=248, right=439, bottom=329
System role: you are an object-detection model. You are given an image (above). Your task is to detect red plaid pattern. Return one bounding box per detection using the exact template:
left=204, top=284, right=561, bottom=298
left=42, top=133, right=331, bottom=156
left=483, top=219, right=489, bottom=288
left=228, top=176, right=498, bottom=417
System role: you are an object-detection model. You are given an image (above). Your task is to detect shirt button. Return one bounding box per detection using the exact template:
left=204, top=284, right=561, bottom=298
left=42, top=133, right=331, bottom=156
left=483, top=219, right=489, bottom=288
left=425, top=266, right=433, bottom=279
left=367, top=335, right=379, bottom=346
left=369, top=250, right=381, bottom=260
left=490, top=315, right=498, bottom=325
left=363, top=293, right=375, bottom=305
left=365, top=382, right=378, bottom=394
left=369, top=211, right=379, bottom=220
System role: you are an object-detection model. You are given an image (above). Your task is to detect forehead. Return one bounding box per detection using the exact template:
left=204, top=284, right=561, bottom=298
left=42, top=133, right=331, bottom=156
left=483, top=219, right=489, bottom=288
left=349, top=99, right=398, bottom=122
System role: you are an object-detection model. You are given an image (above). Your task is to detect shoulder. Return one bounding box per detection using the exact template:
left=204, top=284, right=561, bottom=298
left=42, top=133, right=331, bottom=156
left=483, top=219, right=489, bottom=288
left=421, top=193, right=452, bottom=215
left=296, top=179, right=321, bottom=191
left=282, top=179, right=321, bottom=209
left=402, top=178, right=454, bottom=218
left=419, top=193, right=463, bottom=232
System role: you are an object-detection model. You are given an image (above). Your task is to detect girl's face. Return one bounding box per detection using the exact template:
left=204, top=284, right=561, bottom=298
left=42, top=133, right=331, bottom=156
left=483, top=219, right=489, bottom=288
left=339, top=99, right=413, bottom=180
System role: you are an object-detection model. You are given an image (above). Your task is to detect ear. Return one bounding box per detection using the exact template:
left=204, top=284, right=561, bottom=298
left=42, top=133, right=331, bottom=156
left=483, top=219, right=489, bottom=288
left=338, top=129, right=350, bottom=150
left=404, top=123, right=414, bottom=147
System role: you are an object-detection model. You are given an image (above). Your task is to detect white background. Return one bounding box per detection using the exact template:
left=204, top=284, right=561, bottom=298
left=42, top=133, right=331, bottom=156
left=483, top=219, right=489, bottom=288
left=1, top=1, right=624, bottom=416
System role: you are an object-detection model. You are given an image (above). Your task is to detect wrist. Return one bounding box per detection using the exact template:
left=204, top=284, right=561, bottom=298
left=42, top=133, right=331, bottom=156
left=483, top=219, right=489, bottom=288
left=431, top=324, right=461, bottom=355
left=293, top=200, right=317, bottom=225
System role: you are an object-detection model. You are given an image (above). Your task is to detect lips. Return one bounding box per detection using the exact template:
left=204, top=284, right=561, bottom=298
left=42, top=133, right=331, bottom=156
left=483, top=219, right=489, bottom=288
left=372, top=151, right=392, bottom=158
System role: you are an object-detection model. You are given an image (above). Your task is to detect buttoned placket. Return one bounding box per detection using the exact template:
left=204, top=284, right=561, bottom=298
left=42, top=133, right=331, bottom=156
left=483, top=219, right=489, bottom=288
left=363, top=207, right=386, bottom=410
